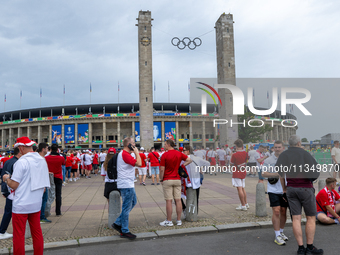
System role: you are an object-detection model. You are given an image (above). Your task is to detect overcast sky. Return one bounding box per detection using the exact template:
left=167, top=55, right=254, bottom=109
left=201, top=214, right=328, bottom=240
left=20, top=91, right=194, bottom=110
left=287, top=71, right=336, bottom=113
left=1, top=0, right=339, bottom=141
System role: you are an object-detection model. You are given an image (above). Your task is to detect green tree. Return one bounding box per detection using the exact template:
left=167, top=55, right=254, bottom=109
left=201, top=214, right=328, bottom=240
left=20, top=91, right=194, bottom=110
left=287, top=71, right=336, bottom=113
left=301, top=138, right=308, bottom=142
left=238, top=106, right=273, bottom=143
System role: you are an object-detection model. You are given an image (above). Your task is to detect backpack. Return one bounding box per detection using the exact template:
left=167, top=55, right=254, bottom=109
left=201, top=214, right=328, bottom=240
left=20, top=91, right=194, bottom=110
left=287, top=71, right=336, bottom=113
left=107, top=153, right=119, bottom=180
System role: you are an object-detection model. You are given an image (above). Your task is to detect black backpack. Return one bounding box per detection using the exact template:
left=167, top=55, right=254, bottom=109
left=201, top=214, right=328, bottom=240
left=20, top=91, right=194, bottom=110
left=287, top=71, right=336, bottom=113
left=107, top=153, right=119, bottom=180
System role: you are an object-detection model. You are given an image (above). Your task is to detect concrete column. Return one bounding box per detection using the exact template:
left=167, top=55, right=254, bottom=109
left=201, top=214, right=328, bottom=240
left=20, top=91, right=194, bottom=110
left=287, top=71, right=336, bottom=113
left=214, top=124, right=218, bottom=149
left=75, top=123, right=78, bottom=147
left=263, top=133, right=266, bottom=143
left=1, top=130, right=5, bottom=149
left=61, top=124, right=65, bottom=149
left=38, top=125, right=42, bottom=144
left=18, top=127, right=22, bottom=138
left=274, top=125, right=279, bottom=141
left=270, top=129, right=273, bottom=142
left=189, top=121, right=193, bottom=148
left=176, top=121, right=179, bottom=146
left=117, top=122, right=121, bottom=147
left=27, top=126, right=31, bottom=139
left=103, top=122, right=107, bottom=148
left=161, top=121, right=165, bottom=143
left=202, top=121, right=206, bottom=149
left=88, top=122, right=92, bottom=148
left=131, top=121, right=135, bottom=140
left=48, top=125, right=52, bottom=145
left=9, top=128, right=13, bottom=149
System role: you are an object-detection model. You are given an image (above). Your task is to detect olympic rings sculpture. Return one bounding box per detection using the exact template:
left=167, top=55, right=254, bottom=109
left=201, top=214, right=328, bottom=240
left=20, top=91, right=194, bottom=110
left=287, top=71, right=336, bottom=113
left=171, top=37, right=202, bottom=50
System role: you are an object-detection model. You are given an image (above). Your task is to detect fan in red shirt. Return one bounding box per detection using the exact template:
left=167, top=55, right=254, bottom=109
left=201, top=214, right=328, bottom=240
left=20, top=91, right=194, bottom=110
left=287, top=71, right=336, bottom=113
left=230, top=139, right=248, bottom=211
left=92, top=150, right=99, bottom=176
left=137, top=147, right=147, bottom=185
left=65, top=153, right=73, bottom=182
left=148, top=147, right=160, bottom=185
left=45, top=144, right=65, bottom=216
left=70, top=152, right=80, bottom=181
left=316, top=177, right=340, bottom=224
left=159, top=139, right=191, bottom=227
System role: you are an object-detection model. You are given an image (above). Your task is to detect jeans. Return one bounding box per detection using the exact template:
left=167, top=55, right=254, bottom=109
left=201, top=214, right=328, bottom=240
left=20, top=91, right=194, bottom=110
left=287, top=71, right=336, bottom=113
left=62, top=165, right=66, bottom=182
left=54, top=178, right=62, bottom=215
left=66, top=167, right=71, bottom=179
left=0, top=198, right=12, bottom=234
left=151, top=166, right=159, bottom=175
left=40, top=189, right=48, bottom=220
left=114, top=188, right=137, bottom=233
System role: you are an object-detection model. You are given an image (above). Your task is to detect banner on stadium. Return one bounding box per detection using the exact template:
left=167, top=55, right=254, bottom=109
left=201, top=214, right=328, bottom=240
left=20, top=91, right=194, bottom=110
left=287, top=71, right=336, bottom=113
left=78, top=124, right=89, bottom=144
left=164, top=122, right=176, bottom=141
left=135, top=122, right=140, bottom=142
left=52, top=125, right=62, bottom=145
left=64, top=124, right=75, bottom=144
left=153, top=122, right=161, bottom=142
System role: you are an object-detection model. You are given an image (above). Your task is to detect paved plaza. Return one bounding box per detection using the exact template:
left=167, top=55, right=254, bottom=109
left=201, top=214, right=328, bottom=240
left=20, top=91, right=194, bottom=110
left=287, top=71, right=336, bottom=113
left=0, top=171, right=329, bottom=248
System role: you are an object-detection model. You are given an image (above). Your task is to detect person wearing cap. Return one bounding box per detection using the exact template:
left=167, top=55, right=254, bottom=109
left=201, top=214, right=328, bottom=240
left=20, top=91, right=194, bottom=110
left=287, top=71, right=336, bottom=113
left=2, top=137, right=50, bottom=255
left=138, top=147, right=147, bottom=186
left=179, top=147, right=184, bottom=153
left=83, top=150, right=92, bottom=179
left=101, top=147, right=119, bottom=207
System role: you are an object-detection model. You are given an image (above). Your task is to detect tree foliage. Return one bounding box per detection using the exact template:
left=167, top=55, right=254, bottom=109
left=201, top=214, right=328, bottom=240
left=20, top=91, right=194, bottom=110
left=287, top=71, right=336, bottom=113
left=301, top=138, right=308, bottom=142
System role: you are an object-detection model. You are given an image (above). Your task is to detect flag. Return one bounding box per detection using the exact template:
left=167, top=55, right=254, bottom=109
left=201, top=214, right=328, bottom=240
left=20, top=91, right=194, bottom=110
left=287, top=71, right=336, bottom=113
left=63, top=84, right=65, bottom=94
left=40, top=88, right=42, bottom=98
left=90, top=83, right=92, bottom=92
left=267, top=91, right=269, bottom=99
left=118, top=82, right=120, bottom=92
left=4, top=94, right=6, bottom=102
left=20, top=90, right=22, bottom=98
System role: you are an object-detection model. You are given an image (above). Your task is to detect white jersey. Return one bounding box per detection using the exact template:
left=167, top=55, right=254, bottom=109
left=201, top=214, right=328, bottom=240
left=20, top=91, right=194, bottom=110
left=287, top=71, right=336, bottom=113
left=99, top=153, right=107, bottom=162
left=262, top=154, right=286, bottom=194
left=207, top=150, right=216, bottom=158
left=216, top=149, right=226, bottom=160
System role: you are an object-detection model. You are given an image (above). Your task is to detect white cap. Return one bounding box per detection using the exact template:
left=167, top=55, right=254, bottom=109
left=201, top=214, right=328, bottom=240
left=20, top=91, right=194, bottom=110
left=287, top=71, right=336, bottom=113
left=206, top=147, right=209, bottom=150
left=2, top=153, right=5, bottom=155
left=140, top=147, right=145, bottom=151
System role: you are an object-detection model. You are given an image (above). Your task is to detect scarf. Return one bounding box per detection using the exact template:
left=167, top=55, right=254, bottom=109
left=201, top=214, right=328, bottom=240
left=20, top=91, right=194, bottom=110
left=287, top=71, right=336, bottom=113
left=324, top=186, right=335, bottom=218
left=180, top=164, right=191, bottom=199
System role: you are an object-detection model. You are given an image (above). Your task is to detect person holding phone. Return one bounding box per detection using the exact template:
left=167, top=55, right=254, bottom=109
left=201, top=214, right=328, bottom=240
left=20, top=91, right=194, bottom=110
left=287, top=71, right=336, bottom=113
left=112, top=137, right=142, bottom=240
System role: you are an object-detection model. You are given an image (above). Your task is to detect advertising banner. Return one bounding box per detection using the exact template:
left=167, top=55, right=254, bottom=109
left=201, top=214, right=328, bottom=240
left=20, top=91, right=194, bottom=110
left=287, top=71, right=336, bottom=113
left=52, top=125, right=62, bottom=145
left=153, top=122, right=161, bottom=142
left=135, top=122, right=140, bottom=142
left=164, top=122, right=176, bottom=141
left=78, top=124, right=89, bottom=144
left=64, top=124, right=75, bottom=144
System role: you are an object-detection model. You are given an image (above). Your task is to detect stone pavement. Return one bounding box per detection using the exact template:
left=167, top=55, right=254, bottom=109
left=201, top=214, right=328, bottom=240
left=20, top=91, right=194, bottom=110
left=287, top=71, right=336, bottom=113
left=0, top=171, right=330, bottom=248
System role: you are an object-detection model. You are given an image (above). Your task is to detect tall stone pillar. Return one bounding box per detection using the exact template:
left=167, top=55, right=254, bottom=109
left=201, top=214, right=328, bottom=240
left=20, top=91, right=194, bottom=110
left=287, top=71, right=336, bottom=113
left=274, top=125, right=279, bottom=141
left=189, top=121, right=193, bottom=148
left=214, top=124, right=218, bottom=149
left=137, top=11, right=154, bottom=150
left=9, top=128, right=13, bottom=149
left=215, top=13, right=238, bottom=146
left=131, top=121, right=135, bottom=141
left=61, top=124, right=65, bottom=149
left=103, top=122, right=107, bottom=148
left=75, top=123, right=78, bottom=147
left=48, top=125, right=52, bottom=145
left=18, top=127, right=22, bottom=138
left=176, top=121, right=179, bottom=146
left=161, top=121, right=165, bottom=143
left=202, top=121, right=206, bottom=149
left=270, top=129, right=273, bottom=142
left=27, top=126, right=31, bottom=139
left=1, top=130, right=4, bottom=149
left=38, top=125, right=42, bottom=144
left=88, top=123, right=92, bottom=148
left=117, top=122, right=121, bottom=147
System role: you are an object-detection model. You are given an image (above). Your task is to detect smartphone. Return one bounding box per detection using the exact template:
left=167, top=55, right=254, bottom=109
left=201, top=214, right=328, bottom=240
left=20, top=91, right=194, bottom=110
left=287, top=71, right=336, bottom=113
left=128, top=143, right=135, bottom=151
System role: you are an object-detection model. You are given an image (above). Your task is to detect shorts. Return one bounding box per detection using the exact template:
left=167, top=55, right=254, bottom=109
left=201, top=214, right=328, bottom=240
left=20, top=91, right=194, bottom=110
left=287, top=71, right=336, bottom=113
left=232, top=178, right=245, bottom=188
left=162, top=180, right=181, bottom=200
left=268, top=193, right=289, bottom=208
left=93, top=164, right=98, bottom=170
left=71, top=168, right=77, bottom=173
left=85, top=165, right=92, bottom=171
left=226, top=155, right=231, bottom=161
left=151, top=166, right=160, bottom=175
left=286, top=186, right=316, bottom=216
left=210, top=158, right=216, bottom=166
left=247, top=162, right=257, bottom=167
left=219, top=160, right=225, bottom=166
left=104, top=182, right=119, bottom=199
left=138, top=167, right=147, bottom=175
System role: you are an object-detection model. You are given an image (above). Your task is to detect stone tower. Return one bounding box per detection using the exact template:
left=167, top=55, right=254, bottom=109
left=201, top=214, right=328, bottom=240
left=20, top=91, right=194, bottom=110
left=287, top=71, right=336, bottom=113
left=215, top=13, right=238, bottom=146
left=137, top=11, right=154, bottom=149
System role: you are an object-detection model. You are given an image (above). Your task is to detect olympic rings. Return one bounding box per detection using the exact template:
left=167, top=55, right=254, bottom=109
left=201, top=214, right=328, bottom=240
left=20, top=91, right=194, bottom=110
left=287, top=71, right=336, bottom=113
left=171, top=37, right=202, bottom=50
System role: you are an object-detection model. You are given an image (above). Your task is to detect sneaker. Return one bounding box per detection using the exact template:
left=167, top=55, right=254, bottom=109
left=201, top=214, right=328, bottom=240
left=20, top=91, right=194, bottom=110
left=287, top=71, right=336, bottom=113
left=177, top=220, right=182, bottom=226
left=274, top=235, right=286, bottom=245
left=62, top=183, right=65, bottom=187
left=86, top=176, right=91, bottom=179
left=151, top=183, right=155, bottom=185
left=120, top=232, right=136, bottom=240
left=134, top=179, right=137, bottom=182
left=140, top=183, right=143, bottom=185
left=245, top=203, right=250, bottom=209
left=297, top=246, right=306, bottom=255
left=112, top=223, right=122, bottom=234
left=160, top=220, right=173, bottom=227
left=40, top=218, right=52, bottom=224
left=157, top=183, right=160, bottom=185
left=69, top=179, right=72, bottom=182
left=0, top=232, right=13, bottom=239
left=235, top=205, right=247, bottom=211
left=305, top=246, right=324, bottom=255
left=142, top=182, right=146, bottom=186
left=280, top=233, right=288, bottom=241
left=73, top=178, right=77, bottom=182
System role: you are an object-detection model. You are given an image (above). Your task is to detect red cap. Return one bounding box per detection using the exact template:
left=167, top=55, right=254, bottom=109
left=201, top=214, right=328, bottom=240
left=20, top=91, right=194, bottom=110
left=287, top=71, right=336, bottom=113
left=225, top=144, right=228, bottom=147
left=161, top=148, right=164, bottom=151
left=14, top=137, right=36, bottom=148
left=179, top=147, right=183, bottom=152
left=108, top=147, right=116, bottom=154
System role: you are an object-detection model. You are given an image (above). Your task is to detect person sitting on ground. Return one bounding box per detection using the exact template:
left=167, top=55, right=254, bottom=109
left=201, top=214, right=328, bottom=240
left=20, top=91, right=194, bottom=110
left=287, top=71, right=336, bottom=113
left=316, top=177, right=340, bottom=224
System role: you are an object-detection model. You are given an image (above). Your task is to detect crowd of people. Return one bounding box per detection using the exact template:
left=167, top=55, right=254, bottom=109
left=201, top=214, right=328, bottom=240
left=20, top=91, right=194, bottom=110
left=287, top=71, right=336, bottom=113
left=1, top=135, right=340, bottom=254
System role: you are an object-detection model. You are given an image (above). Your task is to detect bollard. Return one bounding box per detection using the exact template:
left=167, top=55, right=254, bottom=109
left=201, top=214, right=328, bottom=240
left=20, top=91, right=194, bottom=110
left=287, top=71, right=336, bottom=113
left=108, top=190, right=121, bottom=229
left=185, top=188, right=198, bottom=222
left=25, top=221, right=31, bottom=239
left=318, top=179, right=326, bottom=192
left=45, top=173, right=55, bottom=217
left=256, top=183, right=267, bottom=217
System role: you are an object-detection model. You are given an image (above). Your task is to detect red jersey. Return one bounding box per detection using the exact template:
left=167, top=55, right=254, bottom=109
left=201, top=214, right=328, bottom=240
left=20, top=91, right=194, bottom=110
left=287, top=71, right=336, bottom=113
left=160, top=150, right=188, bottom=181
left=71, top=156, right=80, bottom=170
left=45, top=154, right=65, bottom=180
left=148, top=151, right=160, bottom=167
left=65, top=156, right=73, bottom=167
left=93, top=154, right=99, bottom=164
left=230, top=150, right=248, bottom=179
left=316, top=187, right=340, bottom=213
left=139, top=153, right=147, bottom=167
